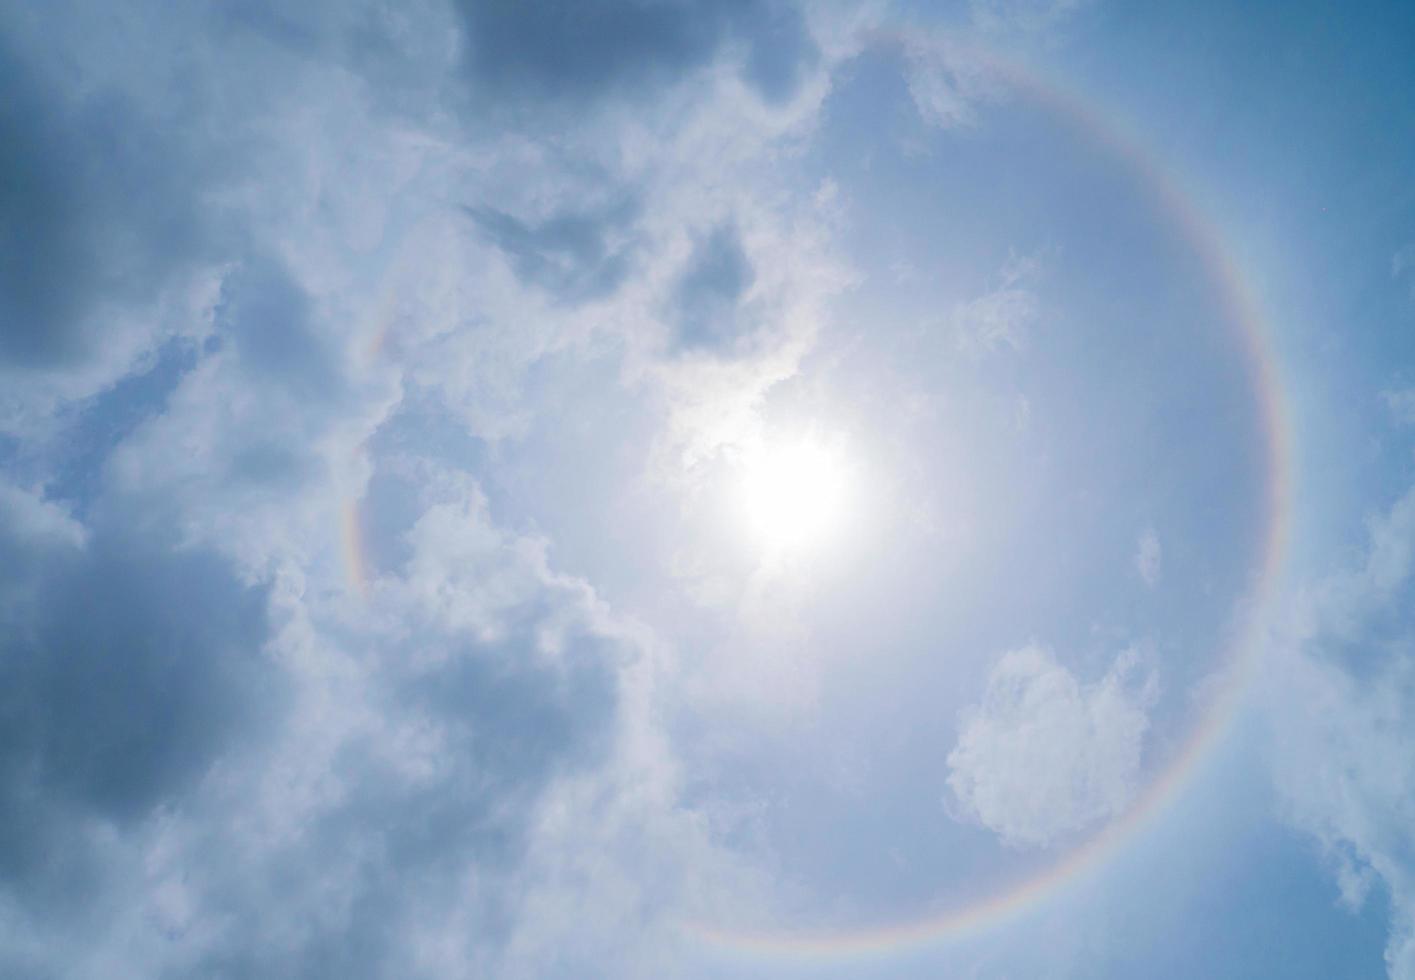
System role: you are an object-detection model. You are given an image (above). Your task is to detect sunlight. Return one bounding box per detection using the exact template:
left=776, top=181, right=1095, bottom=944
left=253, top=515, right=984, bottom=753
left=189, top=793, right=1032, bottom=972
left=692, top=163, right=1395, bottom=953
left=740, top=436, right=852, bottom=553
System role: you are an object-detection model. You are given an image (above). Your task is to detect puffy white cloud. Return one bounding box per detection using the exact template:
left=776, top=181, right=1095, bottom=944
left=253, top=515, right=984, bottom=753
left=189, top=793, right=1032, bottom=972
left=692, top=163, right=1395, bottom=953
left=946, top=644, right=1158, bottom=848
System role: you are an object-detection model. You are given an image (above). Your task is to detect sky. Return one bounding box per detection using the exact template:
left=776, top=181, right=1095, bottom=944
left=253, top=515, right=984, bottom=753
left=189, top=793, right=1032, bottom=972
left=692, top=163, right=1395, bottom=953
left=1, top=0, right=1414, bottom=977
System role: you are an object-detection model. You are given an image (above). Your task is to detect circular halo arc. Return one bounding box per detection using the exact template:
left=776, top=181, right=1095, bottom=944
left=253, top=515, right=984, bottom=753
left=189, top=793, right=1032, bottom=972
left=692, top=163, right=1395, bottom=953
left=687, top=33, right=1294, bottom=963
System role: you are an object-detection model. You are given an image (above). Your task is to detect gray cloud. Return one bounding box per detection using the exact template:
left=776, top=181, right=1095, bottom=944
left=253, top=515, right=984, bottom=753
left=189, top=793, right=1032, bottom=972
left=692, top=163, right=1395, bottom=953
left=217, top=258, right=343, bottom=400
left=0, top=501, right=277, bottom=904
left=176, top=632, right=620, bottom=979
left=0, top=34, right=205, bottom=369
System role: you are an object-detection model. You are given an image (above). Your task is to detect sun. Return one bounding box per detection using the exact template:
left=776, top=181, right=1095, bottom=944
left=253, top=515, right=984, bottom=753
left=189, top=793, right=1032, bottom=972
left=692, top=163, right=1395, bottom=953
left=739, top=435, right=852, bottom=553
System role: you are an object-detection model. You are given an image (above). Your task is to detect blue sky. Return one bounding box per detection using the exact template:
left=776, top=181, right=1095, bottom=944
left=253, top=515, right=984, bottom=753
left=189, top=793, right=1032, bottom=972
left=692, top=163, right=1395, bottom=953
left=2, top=1, right=1414, bottom=977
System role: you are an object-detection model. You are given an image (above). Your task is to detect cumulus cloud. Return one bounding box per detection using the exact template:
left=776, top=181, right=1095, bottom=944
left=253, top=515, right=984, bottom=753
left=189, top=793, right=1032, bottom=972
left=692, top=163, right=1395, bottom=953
left=0, top=458, right=738, bottom=977
left=946, top=645, right=1158, bottom=848
left=1267, top=485, right=1415, bottom=978
left=0, top=1, right=831, bottom=974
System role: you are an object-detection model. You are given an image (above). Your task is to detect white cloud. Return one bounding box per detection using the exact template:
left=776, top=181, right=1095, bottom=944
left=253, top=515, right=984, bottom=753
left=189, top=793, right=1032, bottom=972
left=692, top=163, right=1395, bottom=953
left=903, top=39, right=1001, bottom=130
left=0, top=480, right=86, bottom=551
left=946, top=644, right=1158, bottom=848
left=1267, top=484, right=1415, bottom=979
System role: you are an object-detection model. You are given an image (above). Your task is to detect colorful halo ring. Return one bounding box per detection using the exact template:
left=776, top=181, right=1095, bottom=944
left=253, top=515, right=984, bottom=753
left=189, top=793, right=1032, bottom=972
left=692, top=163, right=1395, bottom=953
left=685, top=35, right=1293, bottom=963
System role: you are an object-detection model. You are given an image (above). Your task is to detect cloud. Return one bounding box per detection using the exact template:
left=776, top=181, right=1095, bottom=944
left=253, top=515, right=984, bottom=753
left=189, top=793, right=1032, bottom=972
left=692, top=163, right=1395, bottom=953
left=0, top=21, right=227, bottom=438
left=468, top=197, right=640, bottom=306
left=0, top=486, right=278, bottom=906
left=900, top=0, right=1093, bottom=131
left=0, top=35, right=204, bottom=369
left=0, top=2, right=835, bottom=973
left=0, top=462, right=701, bottom=977
left=0, top=481, right=86, bottom=563
left=946, top=644, right=1158, bottom=848
left=949, top=253, right=1041, bottom=355
left=1135, top=528, right=1162, bottom=587
left=1, top=5, right=1393, bottom=977
left=1267, top=484, right=1415, bottom=978
left=904, top=40, right=1000, bottom=130
left=217, top=258, right=342, bottom=399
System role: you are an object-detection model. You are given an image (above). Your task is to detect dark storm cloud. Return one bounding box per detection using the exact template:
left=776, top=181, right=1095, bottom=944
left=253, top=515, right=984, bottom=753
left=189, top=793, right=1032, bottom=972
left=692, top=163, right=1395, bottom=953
left=0, top=34, right=204, bottom=368
left=674, top=223, right=754, bottom=349
left=468, top=198, right=639, bottom=304
left=0, top=523, right=277, bottom=892
left=453, top=0, right=817, bottom=107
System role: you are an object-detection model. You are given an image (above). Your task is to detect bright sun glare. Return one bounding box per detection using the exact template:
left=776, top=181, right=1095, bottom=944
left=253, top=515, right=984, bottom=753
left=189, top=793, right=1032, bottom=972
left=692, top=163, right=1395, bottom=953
left=740, top=437, right=851, bottom=553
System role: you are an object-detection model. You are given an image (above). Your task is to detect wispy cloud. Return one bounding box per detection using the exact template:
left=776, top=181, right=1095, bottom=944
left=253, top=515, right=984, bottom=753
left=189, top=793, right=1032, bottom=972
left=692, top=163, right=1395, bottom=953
left=1267, top=484, right=1415, bottom=978
left=950, top=254, right=1042, bottom=356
